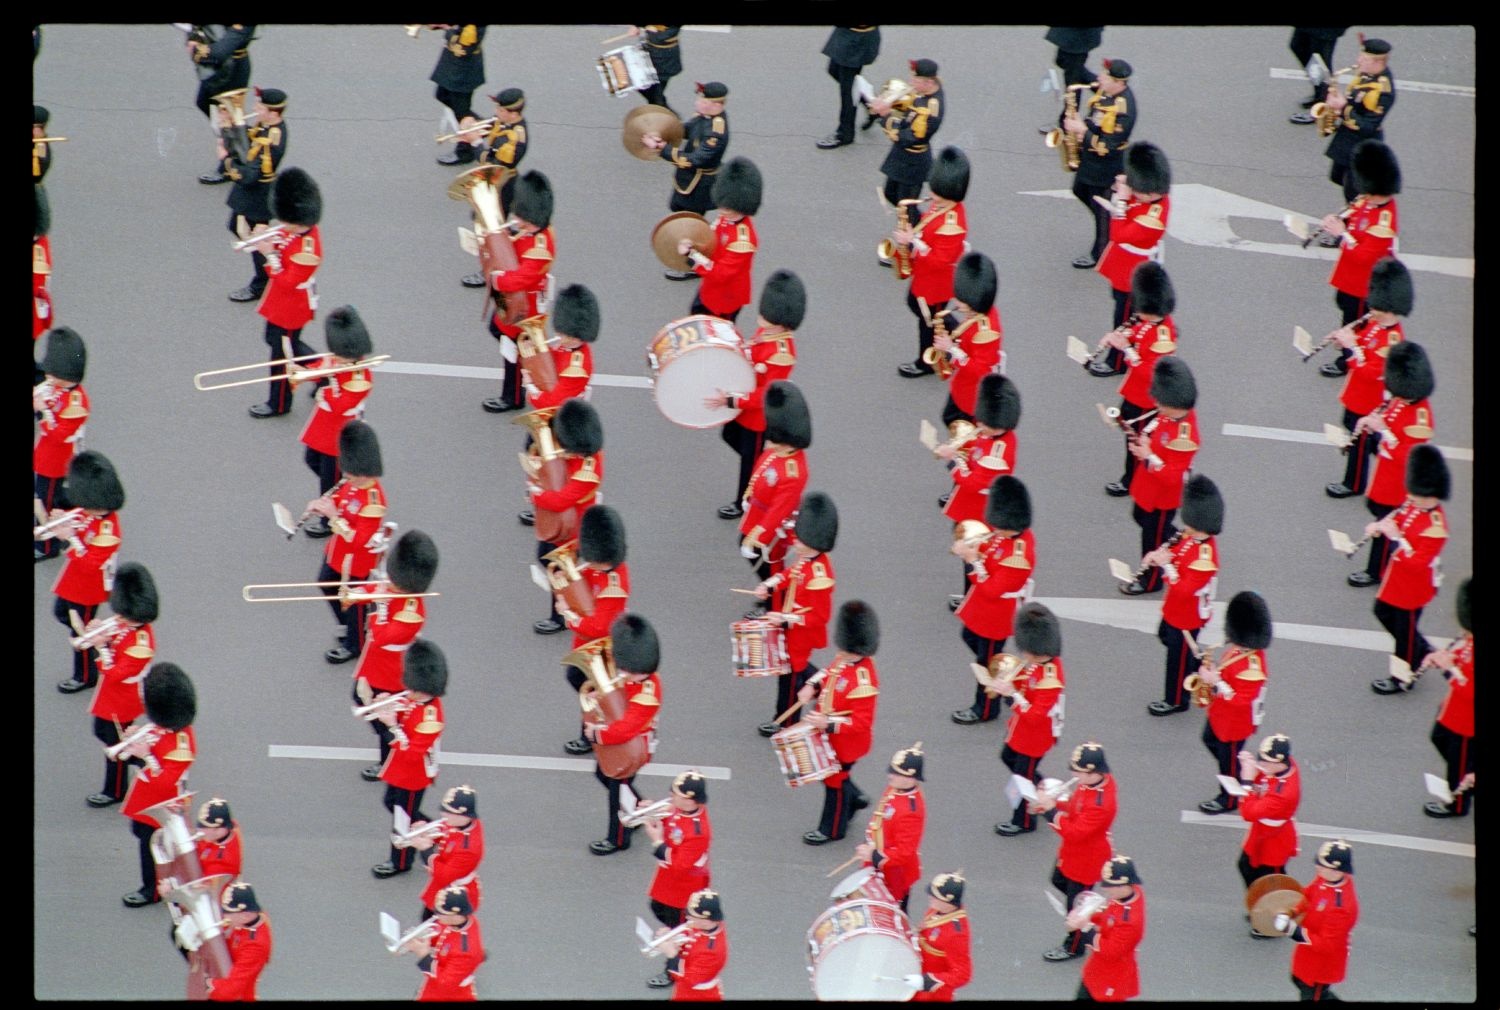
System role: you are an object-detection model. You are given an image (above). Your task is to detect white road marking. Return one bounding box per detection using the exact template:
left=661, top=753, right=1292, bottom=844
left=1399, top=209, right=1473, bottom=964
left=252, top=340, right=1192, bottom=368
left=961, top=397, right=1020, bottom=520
left=1222, top=423, right=1473, bottom=463
left=1180, top=810, right=1473, bottom=858
left=379, top=360, right=652, bottom=389
left=1269, top=68, right=1475, bottom=98
left=1020, top=183, right=1474, bottom=278
left=682, top=25, right=732, bottom=33
left=268, top=744, right=730, bottom=779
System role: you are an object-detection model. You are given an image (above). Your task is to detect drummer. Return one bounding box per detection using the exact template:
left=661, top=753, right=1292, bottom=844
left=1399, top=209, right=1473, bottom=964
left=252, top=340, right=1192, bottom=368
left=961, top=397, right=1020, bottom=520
left=739, top=381, right=812, bottom=583
left=796, top=600, right=879, bottom=845
left=855, top=743, right=926, bottom=912
left=676, top=156, right=761, bottom=324
left=753, top=491, right=837, bottom=737
left=905, top=872, right=973, bottom=1001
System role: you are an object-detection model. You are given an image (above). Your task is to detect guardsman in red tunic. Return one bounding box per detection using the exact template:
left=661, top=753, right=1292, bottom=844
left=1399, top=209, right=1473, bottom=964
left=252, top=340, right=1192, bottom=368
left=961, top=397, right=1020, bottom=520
left=1273, top=840, right=1359, bottom=1001
left=680, top=157, right=760, bottom=324
left=939, top=374, right=1020, bottom=540
left=993, top=605, right=1066, bottom=835
left=953, top=476, right=1035, bottom=724
left=1422, top=577, right=1475, bottom=815
left=208, top=883, right=272, bottom=1001
left=932, top=252, right=1003, bottom=427
left=1071, top=855, right=1146, bottom=1000
left=372, top=640, right=447, bottom=879
left=896, top=147, right=968, bottom=379
left=1119, top=357, right=1200, bottom=594
left=414, top=886, right=485, bottom=1001
left=34, top=327, right=89, bottom=561
left=754, top=492, right=838, bottom=735
left=296, top=306, right=374, bottom=513
left=481, top=170, right=555, bottom=414
left=194, top=798, right=244, bottom=883
left=1346, top=341, right=1435, bottom=586
left=530, top=399, right=605, bottom=635
left=739, top=381, right=811, bottom=583
left=559, top=507, right=630, bottom=755
left=120, top=663, right=196, bottom=908
left=411, top=785, right=484, bottom=916
left=1237, top=734, right=1301, bottom=937
left=1034, top=742, right=1116, bottom=960
left=856, top=744, right=927, bottom=911
left=1094, top=141, right=1171, bottom=371
left=1194, top=592, right=1273, bottom=814
left=1368, top=445, right=1450, bottom=695
left=1100, top=264, right=1175, bottom=494
left=523, top=283, right=599, bottom=413
left=355, top=531, right=439, bottom=782
left=642, top=772, right=713, bottom=990
left=706, top=270, right=803, bottom=520
left=1323, top=140, right=1399, bottom=347
left=655, top=889, right=729, bottom=1001
left=306, top=421, right=388, bottom=664
left=247, top=167, right=322, bottom=418
left=798, top=601, right=880, bottom=844
left=1143, top=475, right=1222, bottom=715
left=85, top=562, right=157, bottom=807
left=1324, top=258, right=1409, bottom=497
left=50, top=451, right=124, bottom=693
left=585, top=614, right=663, bottom=855
left=906, top=872, right=973, bottom=1001
left=33, top=185, right=52, bottom=343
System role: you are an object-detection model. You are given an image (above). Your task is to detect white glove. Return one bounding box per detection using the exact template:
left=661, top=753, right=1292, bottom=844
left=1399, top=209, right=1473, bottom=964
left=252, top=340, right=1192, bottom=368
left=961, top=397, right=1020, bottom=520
left=1273, top=913, right=1292, bottom=934
left=901, top=974, right=926, bottom=991
left=738, top=543, right=758, bottom=560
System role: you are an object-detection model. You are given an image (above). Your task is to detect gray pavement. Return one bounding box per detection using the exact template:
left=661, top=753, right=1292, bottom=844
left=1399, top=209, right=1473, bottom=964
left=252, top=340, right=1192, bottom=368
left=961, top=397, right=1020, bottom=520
left=35, top=24, right=1473, bottom=1000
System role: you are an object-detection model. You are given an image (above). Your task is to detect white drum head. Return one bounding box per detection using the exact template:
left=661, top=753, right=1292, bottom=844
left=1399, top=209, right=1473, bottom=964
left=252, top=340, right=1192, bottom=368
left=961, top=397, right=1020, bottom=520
left=811, top=931, right=920, bottom=1001
left=830, top=867, right=876, bottom=901
left=652, top=345, right=754, bottom=428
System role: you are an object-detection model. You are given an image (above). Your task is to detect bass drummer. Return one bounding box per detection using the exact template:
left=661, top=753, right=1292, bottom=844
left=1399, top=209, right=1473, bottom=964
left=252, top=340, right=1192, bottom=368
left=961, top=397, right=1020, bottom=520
left=582, top=614, right=662, bottom=856
left=902, top=872, right=973, bottom=1001
left=854, top=743, right=926, bottom=912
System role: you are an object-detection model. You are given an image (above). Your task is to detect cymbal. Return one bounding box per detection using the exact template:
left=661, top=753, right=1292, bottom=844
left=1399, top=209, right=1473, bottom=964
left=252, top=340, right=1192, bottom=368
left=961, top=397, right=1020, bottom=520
left=623, top=104, right=684, bottom=161
left=650, top=211, right=714, bottom=270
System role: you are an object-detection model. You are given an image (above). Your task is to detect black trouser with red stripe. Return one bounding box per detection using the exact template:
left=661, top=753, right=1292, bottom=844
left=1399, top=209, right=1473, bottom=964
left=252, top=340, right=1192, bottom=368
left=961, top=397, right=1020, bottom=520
left=1238, top=850, right=1286, bottom=889
left=1337, top=408, right=1378, bottom=494
left=1430, top=723, right=1474, bottom=814
left=54, top=596, right=100, bottom=687
left=1332, top=290, right=1365, bottom=368
left=34, top=471, right=65, bottom=558
left=941, top=395, right=973, bottom=430
left=597, top=766, right=638, bottom=848
left=226, top=211, right=270, bottom=295
left=383, top=785, right=429, bottom=870
left=649, top=899, right=684, bottom=975
left=905, top=289, right=936, bottom=368
left=1116, top=400, right=1148, bottom=487
left=1375, top=599, right=1432, bottom=678
left=1100, top=288, right=1131, bottom=372
left=93, top=717, right=135, bottom=800
left=1131, top=504, right=1177, bottom=592
left=817, top=760, right=863, bottom=840
left=130, top=817, right=158, bottom=897
left=488, top=316, right=524, bottom=408
left=1001, top=745, right=1043, bottom=830
left=318, top=561, right=370, bottom=653
left=691, top=293, right=741, bottom=326
left=262, top=322, right=314, bottom=415
left=305, top=446, right=340, bottom=496
left=351, top=681, right=395, bottom=768
left=743, top=545, right=772, bottom=584
left=1361, top=499, right=1398, bottom=580
left=1157, top=619, right=1202, bottom=710
left=774, top=662, right=816, bottom=724
left=1202, top=721, right=1246, bottom=810
left=961, top=627, right=1006, bottom=722
left=1051, top=865, right=1091, bottom=954
left=721, top=421, right=763, bottom=506
left=538, top=539, right=561, bottom=622
left=1293, top=974, right=1340, bottom=1001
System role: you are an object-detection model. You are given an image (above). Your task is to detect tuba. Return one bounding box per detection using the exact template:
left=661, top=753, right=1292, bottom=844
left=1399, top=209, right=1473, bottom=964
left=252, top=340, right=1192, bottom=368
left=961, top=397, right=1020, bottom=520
left=1310, top=69, right=1356, bottom=138
left=515, top=314, right=558, bottom=393
left=1044, top=84, right=1087, bottom=172
left=448, top=165, right=525, bottom=324
left=144, top=793, right=234, bottom=999
left=542, top=541, right=596, bottom=618
left=564, top=638, right=649, bottom=780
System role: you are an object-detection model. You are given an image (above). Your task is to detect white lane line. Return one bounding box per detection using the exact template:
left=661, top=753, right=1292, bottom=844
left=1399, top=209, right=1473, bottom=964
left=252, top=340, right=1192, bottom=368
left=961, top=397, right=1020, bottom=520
left=1180, top=810, right=1473, bottom=858
left=1269, top=68, right=1474, bottom=98
left=682, top=25, right=732, bottom=33
left=268, top=744, right=730, bottom=780
left=380, top=360, right=652, bottom=389
left=1221, top=423, right=1473, bottom=462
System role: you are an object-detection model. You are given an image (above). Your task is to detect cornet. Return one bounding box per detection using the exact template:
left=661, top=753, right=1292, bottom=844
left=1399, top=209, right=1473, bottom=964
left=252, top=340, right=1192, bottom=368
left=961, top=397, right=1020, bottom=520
left=353, top=691, right=414, bottom=722
left=1104, top=406, right=1158, bottom=434
left=388, top=916, right=441, bottom=954
left=106, top=723, right=163, bottom=761
left=33, top=507, right=83, bottom=541
left=392, top=818, right=449, bottom=849
left=436, top=117, right=496, bottom=143
left=640, top=921, right=693, bottom=958
left=71, top=615, right=123, bottom=651
left=232, top=224, right=288, bottom=252
left=618, top=797, right=675, bottom=829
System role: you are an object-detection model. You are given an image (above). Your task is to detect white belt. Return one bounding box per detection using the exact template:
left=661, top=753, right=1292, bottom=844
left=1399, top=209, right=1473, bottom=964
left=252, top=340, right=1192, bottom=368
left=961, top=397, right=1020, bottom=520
left=1118, top=242, right=1156, bottom=256
left=692, top=978, right=722, bottom=991
left=1258, top=818, right=1288, bottom=827
left=380, top=642, right=412, bottom=653
left=450, top=869, right=478, bottom=887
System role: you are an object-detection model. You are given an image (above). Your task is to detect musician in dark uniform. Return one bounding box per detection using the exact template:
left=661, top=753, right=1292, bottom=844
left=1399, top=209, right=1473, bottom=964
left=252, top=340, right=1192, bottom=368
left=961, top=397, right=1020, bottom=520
left=875, top=59, right=944, bottom=212
left=459, top=87, right=528, bottom=289
left=1064, top=58, right=1135, bottom=269
left=633, top=26, right=682, bottom=114
left=432, top=25, right=488, bottom=166
left=643, top=82, right=729, bottom=272
left=1286, top=27, right=1349, bottom=122
left=817, top=26, right=880, bottom=149
left=1323, top=37, right=1396, bottom=201
left=223, top=88, right=288, bottom=303
left=190, top=24, right=255, bottom=185
left=1045, top=26, right=1103, bottom=87
left=33, top=106, right=52, bottom=185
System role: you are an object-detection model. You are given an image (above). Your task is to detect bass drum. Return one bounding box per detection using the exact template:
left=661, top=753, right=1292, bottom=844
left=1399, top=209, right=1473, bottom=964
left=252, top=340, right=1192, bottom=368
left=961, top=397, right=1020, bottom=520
left=646, top=315, right=754, bottom=429
left=806, top=898, right=919, bottom=1001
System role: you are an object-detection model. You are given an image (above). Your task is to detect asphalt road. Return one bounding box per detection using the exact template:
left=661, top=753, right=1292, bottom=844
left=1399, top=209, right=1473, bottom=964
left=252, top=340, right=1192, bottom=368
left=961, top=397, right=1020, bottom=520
left=34, top=24, right=1474, bottom=1001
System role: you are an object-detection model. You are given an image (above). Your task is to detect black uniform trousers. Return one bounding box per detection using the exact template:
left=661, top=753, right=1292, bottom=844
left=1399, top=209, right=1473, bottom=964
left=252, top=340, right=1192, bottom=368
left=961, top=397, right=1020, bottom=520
left=434, top=85, right=478, bottom=161
left=262, top=322, right=314, bottom=415
left=1130, top=505, right=1176, bottom=592
left=1100, top=290, right=1132, bottom=372
left=1201, top=721, right=1245, bottom=810
left=93, top=718, right=136, bottom=800
left=317, top=561, right=369, bottom=653
left=774, top=662, right=816, bottom=724
left=1001, top=745, right=1043, bottom=831
left=598, top=766, right=638, bottom=848
left=194, top=54, right=251, bottom=117
left=721, top=421, right=762, bottom=506
left=1430, top=722, right=1473, bottom=815
left=1116, top=401, right=1149, bottom=487
left=383, top=785, right=430, bottom=870
left=34, top=471, right=66, bottom=559
left=225, top=210, right=269, bottom=294
left=1289, top=29, right=1341, bottom=104
left=640, top=80, right=674, bottom=114
left=351, top=681, right=395, bottom=769
left=487, top=316, right=524, bottom=408
left=649, top=899, right=684, bottom=976
left=940, top=395, right=973, bottom=430
left=1360, top=499, right=1399, bottom=580
left=1238, top=849, right=1286, bottom=889
left=1157, top=619, right=1202, bottom=710
left=906, top=290, right=936, bottom=370
left=1374, top=598, right=1432, bottom=673
left=827, top=60, right=862, bottom=142
left=961, top=628, right=1006, bottom=721
left=54, top=596, right=100, bottom=687
left=537, top=539, right=561, bottom=621
left=130, top=816, right=159, bottom=897
left=883, top=176, right=923, bottom=208
left=1331, top=290, right=1365, bottom=367
left=1073, top=175, right=1113, bottom=262
left=1053, top=48, right=1098, bottom=88
left=1051, top=864, right=1091, bottom=953
left=305, top=446, right=341, bottom=496
left=564, top=665, right=589, bottom=743
left=817, top=760, right=862, bottom=840
left=1337, top=409, right=1378, bottom=494
left=690, top=293, right=740, bottom=326
left=670, top=178, right=717, bottom=216
left=1293, top=974, right=1340, bottom=1001
left=743, top=545, right=772, bottom=584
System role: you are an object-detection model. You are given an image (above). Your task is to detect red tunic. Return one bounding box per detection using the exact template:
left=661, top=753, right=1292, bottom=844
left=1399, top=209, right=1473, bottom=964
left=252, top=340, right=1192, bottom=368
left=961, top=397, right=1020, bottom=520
left=1292, top=876, right=1359, bottom=985
left=816, top=655, right=878, bottom=765
left=258, top=226, right=321, bottom=330
left=1435, top=634, right=1474, bottom=737
left=596, top=674, right=661, bottom=747
left=769, top=552, right=834, bottom=669
left=1128, top=411, right=1199, bottom=512
left=52, top=511, right=121, bottom=606
left=122, top=726, right=196, bottom=826
left=527, top=343, right=592, bottom=410
left=1204, top=647, right=1267, bottom=743
left=88, top=623, right=153, bottom=724
left=1239, top=760, right=1300, bottom=868
left=740, top=449, right=807, bottom=561
left=421, top=819, right=485, bottom=912
left=670, top=925, right=728, bottom=1001
left=908, top=202, right=967, bottom=304
left=380, top=699, right=443, bottom=791
left=34, top=382, right=88, bottom=477
left=1329, top=197, right=1397, bottom=299
left=1005, top=659, right=1065, bottom=759
left=325, top=481, right=388, bottom=581
left=865, top=786, right=925, bottom=902
left=417, top=916, right=484, bottom=1001
left=943, top=432, right=1016, bottom=523
left=1160, top=535, right=1217, bottom=632
left=946, top=313, right=1002, bottom=417
left=1375, top=503, right=1447, bottom=610
left=491, top=227, right=555, bottom=337
left=208, top=914, right=272, bottom=1002
left=649, top=807, right=712, bottom=908
left=298, top=360, right=372, bottom=457
left=1366, top=398, right=1434, bottom=507
left=736, top=330, right=796, bottom=432
left=695, top=215, right=756, bottom=317
left=1117, top=316, right=1176, bottom=410
left=569, top=563, right=630, bottom=648
left=912, top=910, right=972, bottom=1002
left=198, top=827, right=244, bottom=882
left=531, top=452, right=604, bottom=515
left=956, top=530, right=1034, bottom=640
left=354, top=592, right=426, bottom=695
left=1052, top=773, right=1116, bottom=885
left=34, top=234, right=53, bottom=338
left=1081, top=887, right=1145, bottom=1001
left=1097, top=194, right=1170, bottom=291
left=1338, top=319, right=1402, bottom=416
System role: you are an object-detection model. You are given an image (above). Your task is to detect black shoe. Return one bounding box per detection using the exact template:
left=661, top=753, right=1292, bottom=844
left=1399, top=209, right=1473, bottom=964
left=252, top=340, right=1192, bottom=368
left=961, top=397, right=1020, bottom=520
left=1325, top=483, right=1359, bottom=499
left=816, top=134, right=853, bottom=149
left=717, top=502, right=744, bottom=519
left=436, top=150, right=474, bottom=166
left=1289, top=111, right=1317, bottom=125
left=228, top=285, right=261, bottom=303
left=86, top=792, right=121, bottom=808
left=1346, top=571, right=1376, bottom=588
left=1118, top=580, right=1150, bottom=596
left=1087, top=360, right=1124, bottom=377
left=756, top=722, right=780, bottom=738
left=897, top=362, right=935, bottom=378
left=1319, top=360, right=1349, bottom=378
left=248, top=403, right=283, bottom=419
left=304, top=517, right=332, bottom=539
left=589, top=839, right=628, bottom=855
left=1197, top=799, right=1232, bottom=815
left=481, top=396, right=519, bottom=413
left=198, top=170, right=228, bottom=185
left=1071, top=255, right=1098, bottom=269
left=518, top=509, right=535, bottom=526
left=360, top=764, right=382, bottom=782
left=1147, top=700, right=1189, bottom=716
left=1300, top=96, right=1318, bottom=109
left=563, top=736, right=592, bottom=755
left=371, top=861, right=409, bottom=878
left=56, top=679, right=88, bottom=694
left=533, top=618, right=565, bottom=635
left=1470, top=926, right=1477, bottom=937
left=1370, top=676, right=1412, bottom=695
left=743, top=607, right=767, bottom=621
left=34, top=547, right=58, bottom=563
left=802, top=830, right=837, bottom=845
left=850, top=792, right=870, bottom=812
left=860, top=112, right=878, bottom=132
left=995, top=822, right=1032, bottom=837
left=460, top=272, right=486, bottom=288
left=324, top=646, right=355, bottom=664
left=937, top=491, right=952, bottom=507
left=647, top=971, right=674, bottom=989
left=1104, top=481, right=1130, bottom=497
left=663, top=269, right=695, bottom=281
left=876, top=251, right=894, bottom=268
left=1424, top=801, right=1464, bottom=818
left=1043, top=944, right=1084, bottom=962
left=947, top=595, right=962, bottom=612
left=122, top=888, right=159, bottom=908
left=951, top=708, right=984, bottom=725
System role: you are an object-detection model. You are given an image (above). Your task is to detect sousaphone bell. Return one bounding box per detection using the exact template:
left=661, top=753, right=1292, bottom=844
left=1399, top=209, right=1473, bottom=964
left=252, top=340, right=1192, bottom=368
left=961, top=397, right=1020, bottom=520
left=622, top=103, right=683, bottom=161
left=650, top=212, right=716, bottom=271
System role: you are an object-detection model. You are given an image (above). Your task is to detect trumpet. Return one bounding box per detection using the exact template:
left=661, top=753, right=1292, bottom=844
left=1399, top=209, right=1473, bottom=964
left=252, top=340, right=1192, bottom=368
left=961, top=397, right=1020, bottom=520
left=618, top=796, right=675, bottom=829
left=388, top=916, right=441, bottom=954
left=353, top=690, right=414, bottom=722
left=231, top=224, right=288, bottom=252
left=33, top=507, right=83, bottom=541
left=436, top=117, right=496, bottom=143
left=872, top=77, right=916, bottom=114
left=640, top=921, right=694, bottom=958
left=106, top=723, right=163, bottom=761
left=392, top=818, right=449, bottom=849
left=71, top=615, right=123, bottom=651
left=403, top=24, right=431, bottom=38
left=933, top=418, right=980, bottom=459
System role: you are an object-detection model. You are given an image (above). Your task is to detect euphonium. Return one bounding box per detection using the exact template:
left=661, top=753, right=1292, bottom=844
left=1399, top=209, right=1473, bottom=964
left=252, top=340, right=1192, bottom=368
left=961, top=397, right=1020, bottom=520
left=951, top=519, right=993, bottom=555
left=874, top=78, right=916, bottom=114
left=1045, top=85, right=1087, bottom=172
left=543, top=541, right=596, bottom=617
left=935, top=418, right=978, bottom=457
left=1310, top=68, right=1355, bottom=138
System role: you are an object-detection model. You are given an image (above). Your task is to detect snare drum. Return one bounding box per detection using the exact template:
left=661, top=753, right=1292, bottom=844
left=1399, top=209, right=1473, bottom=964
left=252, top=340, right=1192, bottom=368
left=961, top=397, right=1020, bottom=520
left=731, top=618, right=789, bottom=678
left=829, top=866, right=897, bottom=905
left=770, top=723, right=838, bottom=789
left=806, top=898, right=920, bottom=1001
left=647, top=315, right=754, bottom=429
left=596, top=45, right=659, bottom=96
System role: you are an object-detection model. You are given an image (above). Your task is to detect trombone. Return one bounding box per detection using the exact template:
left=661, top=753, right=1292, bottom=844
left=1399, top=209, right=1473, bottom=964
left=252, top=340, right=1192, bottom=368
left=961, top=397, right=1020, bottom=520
left=34, top=135, right=68, bottom=144
left=194, top=353, right=387, bottom=391
left=242, top=580, right=441, bottom=604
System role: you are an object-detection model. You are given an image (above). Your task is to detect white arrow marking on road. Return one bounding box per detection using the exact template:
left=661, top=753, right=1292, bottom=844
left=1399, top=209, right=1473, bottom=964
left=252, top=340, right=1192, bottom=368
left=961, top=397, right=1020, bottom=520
left=1020, top=183, right=1473, bottom=278
left=267, top=744, right=730, bottom=780
left=1222, top=423, right=1473, bottom=463
left=1180, top=810, right=1473, bottom=858
left=1270, top=68, right=1474, bottom=99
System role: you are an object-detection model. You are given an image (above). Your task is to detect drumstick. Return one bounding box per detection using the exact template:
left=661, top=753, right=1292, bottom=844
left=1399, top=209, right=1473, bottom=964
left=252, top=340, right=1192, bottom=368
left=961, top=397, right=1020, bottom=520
left=600, top=30, right=634, bottom=45
left=728, top=587, right=760, bottom=595
left=771, top=700, right=803, bottom=726
left=826, top=854, right=863, bottom=878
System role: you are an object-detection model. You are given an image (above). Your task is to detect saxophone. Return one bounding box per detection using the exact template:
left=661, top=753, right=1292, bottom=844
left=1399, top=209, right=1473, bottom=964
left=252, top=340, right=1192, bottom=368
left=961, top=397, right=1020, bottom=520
left=1044, top=85, right=1086, bottom=172
left=1309, top=67, right=1355, bottom=138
